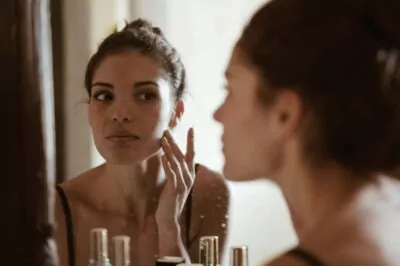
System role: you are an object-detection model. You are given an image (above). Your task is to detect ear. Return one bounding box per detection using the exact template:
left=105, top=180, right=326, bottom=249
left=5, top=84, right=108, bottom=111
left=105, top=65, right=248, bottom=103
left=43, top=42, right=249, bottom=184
left=272, top=90, right=303, bottom=138
left=168, top=100, right=185, bottom=128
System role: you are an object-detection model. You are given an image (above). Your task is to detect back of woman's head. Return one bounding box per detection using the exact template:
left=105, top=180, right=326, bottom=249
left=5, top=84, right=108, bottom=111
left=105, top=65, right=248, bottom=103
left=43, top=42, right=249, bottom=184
left=85, top=19, right=186, bottom=100
left=239, top=0, right=400, bottom=174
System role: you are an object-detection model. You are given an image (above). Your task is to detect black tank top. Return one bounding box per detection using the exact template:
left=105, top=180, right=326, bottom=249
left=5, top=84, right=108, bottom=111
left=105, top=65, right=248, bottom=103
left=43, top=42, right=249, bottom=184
left=56, top=164, right=197, bottom=266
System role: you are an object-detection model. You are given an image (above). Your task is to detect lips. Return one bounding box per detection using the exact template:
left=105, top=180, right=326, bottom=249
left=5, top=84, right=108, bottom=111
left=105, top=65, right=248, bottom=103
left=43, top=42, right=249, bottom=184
left=106, top=130, right=140, bottom=142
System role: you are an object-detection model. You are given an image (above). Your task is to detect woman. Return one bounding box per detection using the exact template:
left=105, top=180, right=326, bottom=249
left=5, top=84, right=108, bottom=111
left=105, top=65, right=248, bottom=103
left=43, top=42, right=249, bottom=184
left=214, top=0, right=400, bottom=265
left=55, top=19, right=229, bottom=266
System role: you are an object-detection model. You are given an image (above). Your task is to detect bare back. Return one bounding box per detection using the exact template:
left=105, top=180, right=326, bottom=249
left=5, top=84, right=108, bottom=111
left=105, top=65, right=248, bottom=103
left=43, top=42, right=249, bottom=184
left=266, top=176, right=400, bottom=266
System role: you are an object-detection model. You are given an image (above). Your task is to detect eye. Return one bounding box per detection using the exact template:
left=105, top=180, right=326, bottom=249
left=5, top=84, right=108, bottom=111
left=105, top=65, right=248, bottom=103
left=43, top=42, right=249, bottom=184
left=92, top=91, right=113, bottom=101
left=137, top=92, right=158, bottom=101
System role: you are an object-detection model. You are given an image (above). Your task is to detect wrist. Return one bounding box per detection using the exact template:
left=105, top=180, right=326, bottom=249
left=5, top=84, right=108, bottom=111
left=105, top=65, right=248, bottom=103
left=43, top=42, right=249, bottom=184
left=157, top=223, right=181, bottom=251
left=157, top=222, right=189, bottom=261
left=157, top=219, right=180, bottom=237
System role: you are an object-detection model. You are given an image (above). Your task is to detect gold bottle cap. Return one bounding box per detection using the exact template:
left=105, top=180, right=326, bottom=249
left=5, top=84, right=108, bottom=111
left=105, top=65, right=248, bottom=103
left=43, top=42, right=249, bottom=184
left=113, top=235, right=130, bottom=266
left=156, top=256, right=185, bottom=265
left=199, top=236, right=219, bottom=266
left=230, top=246, right=248, bottom=266
left=89, top=228, right=110, bottom=263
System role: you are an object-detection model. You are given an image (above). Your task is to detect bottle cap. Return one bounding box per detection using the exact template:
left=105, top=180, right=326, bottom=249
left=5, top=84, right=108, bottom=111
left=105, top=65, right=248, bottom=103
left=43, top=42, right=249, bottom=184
left=199, top=236, right=219, bottom=266
left=113, top=235, right=130, bottom=266
left=89, top=228, right=109, bottom=264
left=230, top=246, right=248, bottom=266
left=156, top=256, right=185, bottom=266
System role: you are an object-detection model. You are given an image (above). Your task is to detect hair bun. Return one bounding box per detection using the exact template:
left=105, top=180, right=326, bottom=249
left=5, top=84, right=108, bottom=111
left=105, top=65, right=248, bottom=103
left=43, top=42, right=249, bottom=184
left=152, top=26, right=162, bottom=35
left=122, top=18, right=166, bottom=38
left=123, top=18, right=153, bottom=31
left=338, top=0, right=400, bottom=48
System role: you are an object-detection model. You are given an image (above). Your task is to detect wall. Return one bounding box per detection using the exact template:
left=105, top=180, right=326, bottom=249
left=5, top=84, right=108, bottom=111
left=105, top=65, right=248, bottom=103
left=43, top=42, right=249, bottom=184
left=62, top=0, right=297, bottom=264
left=63, top=0, right=130, bottom=178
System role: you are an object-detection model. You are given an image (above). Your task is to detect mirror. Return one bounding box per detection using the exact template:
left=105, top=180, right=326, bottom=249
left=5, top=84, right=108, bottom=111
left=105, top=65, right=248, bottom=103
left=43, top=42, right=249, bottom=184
left=55, top=0, right=297, bottom=265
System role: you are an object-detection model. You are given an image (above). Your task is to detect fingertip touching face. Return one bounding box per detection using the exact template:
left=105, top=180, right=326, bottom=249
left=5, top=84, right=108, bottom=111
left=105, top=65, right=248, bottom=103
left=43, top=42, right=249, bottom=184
left=89, top=50, right=183, bottom=165
left=213, top=45, right=304, bottom=182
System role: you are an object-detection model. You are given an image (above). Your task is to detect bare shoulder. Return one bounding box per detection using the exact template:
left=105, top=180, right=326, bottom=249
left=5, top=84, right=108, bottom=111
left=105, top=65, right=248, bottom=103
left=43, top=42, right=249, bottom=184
left=262, top=245, right=324, bottom=266
left=264, top=255, right=311, bottom=266
left=58, top=164, right=105, bottom=204
left=54, top=165, right=104, bottom=231
left=54, top=165, right=104, bottom=224
left=54, top=166, right=105, bottom=266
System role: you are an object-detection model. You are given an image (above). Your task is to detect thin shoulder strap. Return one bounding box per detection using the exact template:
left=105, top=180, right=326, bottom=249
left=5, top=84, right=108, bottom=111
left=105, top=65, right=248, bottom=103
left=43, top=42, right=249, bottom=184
left=287, top=248, right=324, bottom=266
left=185, top=163, right=199, bottom=249
left=56, top=185, right=76, bottom=266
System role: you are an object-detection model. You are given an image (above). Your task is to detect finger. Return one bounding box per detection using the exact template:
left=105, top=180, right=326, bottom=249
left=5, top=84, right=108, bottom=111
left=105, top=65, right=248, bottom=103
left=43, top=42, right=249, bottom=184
left=181, top=163, right=194, bottom=190
left=164, top=130, right=185, bottom=161
left=185, top=127, right=195, bottom=173
left=161, top=137, right=181, bottom=174
left=161, top=154, right=177, bottom=188
left=162, top=133, right=190, bottom=186
left=162, top=137, right=187, bottom=192
left=163, top=134, right=193, bottom=189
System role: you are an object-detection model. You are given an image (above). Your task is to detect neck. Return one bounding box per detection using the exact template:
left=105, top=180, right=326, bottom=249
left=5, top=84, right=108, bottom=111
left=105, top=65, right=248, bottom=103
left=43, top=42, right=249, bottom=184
left=94, top=154, right=166, bottom=221
left=277, top=157, right=366, bottom=239
left=105, top=155, right=166, bottom=196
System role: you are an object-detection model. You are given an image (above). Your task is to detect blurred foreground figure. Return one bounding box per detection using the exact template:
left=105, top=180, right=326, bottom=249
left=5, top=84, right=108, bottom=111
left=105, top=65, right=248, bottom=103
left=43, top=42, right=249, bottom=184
left=214, top=0, right=400, bottom=265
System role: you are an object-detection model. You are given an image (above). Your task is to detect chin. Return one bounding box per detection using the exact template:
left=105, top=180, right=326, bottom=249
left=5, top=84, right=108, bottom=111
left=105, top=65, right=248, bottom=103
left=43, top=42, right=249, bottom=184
left=223, top=164, right=261, bottom=182
left=222, top=152, right=270, bottom=181
left=100, top=146, right=162, bottom=166
left=100, top=150, right=145, bottom=165
left=104, top=156, right=141, bottom=165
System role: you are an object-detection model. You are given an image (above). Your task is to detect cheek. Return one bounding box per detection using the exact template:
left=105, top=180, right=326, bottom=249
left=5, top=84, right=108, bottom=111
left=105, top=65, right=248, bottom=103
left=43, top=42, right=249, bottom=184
left=235, top=112, right=267, bottom=151
left=224, top=97, right=256, bottom=131
left=225, top=106, right=281, bottom=172
left=141, top=102, right=171, bottom=135
left=223, top=118, right=271, bottom=180
left=253, top=117, right=285, bottom=174
left=222, top=99, right=263, bottom=155
left=88, top=105, right=103, bottom=130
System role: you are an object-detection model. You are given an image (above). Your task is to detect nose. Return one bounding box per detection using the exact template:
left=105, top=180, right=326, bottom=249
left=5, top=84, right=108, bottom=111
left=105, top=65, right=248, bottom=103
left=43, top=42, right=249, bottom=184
left=111, top=101, right=134, bottom=123
left=213, top=104, right=223, bottom=123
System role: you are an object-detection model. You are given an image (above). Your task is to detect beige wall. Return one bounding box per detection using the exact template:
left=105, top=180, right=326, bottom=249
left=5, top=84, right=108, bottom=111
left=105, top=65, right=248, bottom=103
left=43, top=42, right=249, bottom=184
left=63, top=0, right=130, bottom=178
left=63, top=0, right=91, bottom=179
left=62, top=0, right=297, bottom=264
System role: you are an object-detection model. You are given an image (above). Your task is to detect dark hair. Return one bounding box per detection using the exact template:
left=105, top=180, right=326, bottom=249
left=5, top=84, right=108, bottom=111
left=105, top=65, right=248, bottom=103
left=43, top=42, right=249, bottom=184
left=239, top=0, right=400, bottom=174
left=84, top=19, right=186, bottom=100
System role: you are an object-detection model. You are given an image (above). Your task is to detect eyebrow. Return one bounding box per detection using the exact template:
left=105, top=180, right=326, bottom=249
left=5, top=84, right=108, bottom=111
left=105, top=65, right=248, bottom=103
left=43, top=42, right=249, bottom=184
left=91, top=81, right=159, bottom=89
left=134, top=81, right=159, bottom=88
left=91, top=82, right=113, bottom=89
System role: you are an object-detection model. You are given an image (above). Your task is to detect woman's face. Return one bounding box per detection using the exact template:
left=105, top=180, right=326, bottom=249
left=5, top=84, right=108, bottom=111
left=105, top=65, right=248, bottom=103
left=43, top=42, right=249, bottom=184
left=89, top=50, right=181, bottom=165
left=214, top=46, right=303, bottom=181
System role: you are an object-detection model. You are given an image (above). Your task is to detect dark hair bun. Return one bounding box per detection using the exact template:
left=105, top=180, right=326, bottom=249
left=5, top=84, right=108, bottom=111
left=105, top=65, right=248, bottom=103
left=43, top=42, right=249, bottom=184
left=338, top=0, right=400, bottom=48
left=123, top=18, right=153, bottom=31
left=122, top=18, right=165, bottom=37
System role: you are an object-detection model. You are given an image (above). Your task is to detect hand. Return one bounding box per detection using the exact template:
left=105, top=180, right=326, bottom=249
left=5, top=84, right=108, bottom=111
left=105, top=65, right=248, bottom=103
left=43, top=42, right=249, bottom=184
left=155, top=128, right=195, bottom=261
left=156, top=127, right=195, bottom=227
